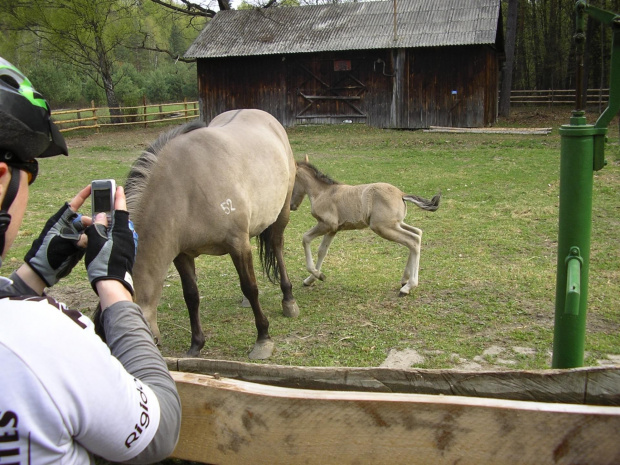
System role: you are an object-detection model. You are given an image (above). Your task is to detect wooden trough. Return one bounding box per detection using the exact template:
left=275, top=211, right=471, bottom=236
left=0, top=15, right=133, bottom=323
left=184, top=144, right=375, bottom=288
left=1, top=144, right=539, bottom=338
left=165, top=358, right=620, bottom=464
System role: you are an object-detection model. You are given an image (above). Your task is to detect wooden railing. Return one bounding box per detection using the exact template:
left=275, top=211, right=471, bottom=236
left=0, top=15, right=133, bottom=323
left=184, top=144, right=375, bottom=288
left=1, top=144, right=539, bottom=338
left=510, top=89, right=609, bottom=106
left=52, top=98, right=199, bottom=133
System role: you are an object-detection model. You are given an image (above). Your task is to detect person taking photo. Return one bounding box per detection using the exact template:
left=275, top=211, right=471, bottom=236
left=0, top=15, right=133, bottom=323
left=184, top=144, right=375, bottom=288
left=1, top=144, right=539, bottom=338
left=0, top=57, right=181, bottom=464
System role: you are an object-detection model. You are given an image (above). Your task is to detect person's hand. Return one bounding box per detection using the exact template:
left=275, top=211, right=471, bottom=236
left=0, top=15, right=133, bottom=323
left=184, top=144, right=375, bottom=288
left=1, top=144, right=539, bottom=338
left=23, top=185, right=93, bottom=288
left=84, top=186, right=137, bottom=303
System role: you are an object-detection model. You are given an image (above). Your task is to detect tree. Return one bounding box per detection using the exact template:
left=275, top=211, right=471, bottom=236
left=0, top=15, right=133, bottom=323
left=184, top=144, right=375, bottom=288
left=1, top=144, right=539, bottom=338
left=1, top=0, right=140, bottom=122
left=499, top=0, right=518, bottom=117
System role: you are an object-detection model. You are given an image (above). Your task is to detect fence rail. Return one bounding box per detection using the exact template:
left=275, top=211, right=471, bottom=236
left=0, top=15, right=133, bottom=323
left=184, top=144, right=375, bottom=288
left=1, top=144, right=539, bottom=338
left=510, top=88, right=609, bottom=106
left=52, top=99, right=199, bottom=133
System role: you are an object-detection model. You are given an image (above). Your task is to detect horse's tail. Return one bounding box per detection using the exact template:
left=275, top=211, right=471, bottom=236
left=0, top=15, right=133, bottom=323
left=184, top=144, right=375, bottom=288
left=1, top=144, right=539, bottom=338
left=257, top=225, right=279, bottom=284
left=403, top=191, right=441, bottom=212
left=125, top=120, right=206, bottom=215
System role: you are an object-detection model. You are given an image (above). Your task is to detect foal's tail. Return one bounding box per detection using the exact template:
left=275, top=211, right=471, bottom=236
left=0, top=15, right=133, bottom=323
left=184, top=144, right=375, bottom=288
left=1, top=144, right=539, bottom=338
left=258, top=225, right=279, bottom=284
left=403, top=191, right=441, bottom=212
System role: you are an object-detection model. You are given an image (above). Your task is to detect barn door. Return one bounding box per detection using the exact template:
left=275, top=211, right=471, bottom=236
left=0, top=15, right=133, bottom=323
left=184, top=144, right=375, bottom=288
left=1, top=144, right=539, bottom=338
left=293, top=57, right=367, bottom=123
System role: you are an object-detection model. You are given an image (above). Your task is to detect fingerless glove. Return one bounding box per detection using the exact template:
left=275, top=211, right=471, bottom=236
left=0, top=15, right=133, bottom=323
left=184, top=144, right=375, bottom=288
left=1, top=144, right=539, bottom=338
left=84, top=210, right=137, bottom=295
left=25, top=203, right=86, bottom=287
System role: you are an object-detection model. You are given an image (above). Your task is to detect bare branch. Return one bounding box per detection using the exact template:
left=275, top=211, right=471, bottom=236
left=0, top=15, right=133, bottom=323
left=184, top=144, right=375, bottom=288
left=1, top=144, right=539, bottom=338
left=130, top=43, right=196, bottom=63
left=128, top=29, right=196, bottom=63
left=148, top=0, right=219, bottom=17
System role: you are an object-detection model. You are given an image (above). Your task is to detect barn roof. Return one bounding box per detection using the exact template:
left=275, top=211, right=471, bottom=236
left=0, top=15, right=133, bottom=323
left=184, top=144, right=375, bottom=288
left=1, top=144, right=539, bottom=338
left=186, top=0, right=502, bottom=59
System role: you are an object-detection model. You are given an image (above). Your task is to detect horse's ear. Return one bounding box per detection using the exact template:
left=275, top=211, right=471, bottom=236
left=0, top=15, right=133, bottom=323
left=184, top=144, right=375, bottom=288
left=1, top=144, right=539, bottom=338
left=305, top=154, right=309, bottom=163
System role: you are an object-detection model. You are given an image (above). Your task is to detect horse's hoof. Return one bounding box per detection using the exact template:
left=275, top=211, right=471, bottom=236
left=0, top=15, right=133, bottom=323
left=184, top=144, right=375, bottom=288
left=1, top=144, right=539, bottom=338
left=249, top=339, right=274, bottom=360
left=398, top=291, right=408, bottom=297
left=303, top=276, right=316, bottom=286
left=185, top=337, right=206, bottom=358
left=185, top=349, right=200, bottom=358
left=282, top=299, right=300, bottom=318
left=309, top=270, right=326, bottom=281
left=241, top=296, right=251, bottom=308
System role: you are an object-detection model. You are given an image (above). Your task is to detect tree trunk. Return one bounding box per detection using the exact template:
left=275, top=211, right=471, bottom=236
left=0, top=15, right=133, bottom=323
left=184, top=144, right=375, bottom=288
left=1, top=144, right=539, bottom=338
left=94, top=32, right=123, bottom=124
left=102, top=72, right=122, bottom=124
left=499, top=0, right=519, bottom=118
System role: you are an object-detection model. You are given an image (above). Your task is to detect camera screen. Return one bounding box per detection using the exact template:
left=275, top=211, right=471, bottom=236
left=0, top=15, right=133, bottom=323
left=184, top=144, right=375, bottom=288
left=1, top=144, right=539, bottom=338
left=93, top=189, right=112, bottom=212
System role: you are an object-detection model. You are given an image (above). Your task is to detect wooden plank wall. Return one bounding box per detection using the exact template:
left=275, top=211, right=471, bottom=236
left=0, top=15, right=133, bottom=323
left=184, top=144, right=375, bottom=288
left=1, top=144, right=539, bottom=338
left=197, top=45, right=499, bottom=129
left=407, top=46, right=498, bottom=128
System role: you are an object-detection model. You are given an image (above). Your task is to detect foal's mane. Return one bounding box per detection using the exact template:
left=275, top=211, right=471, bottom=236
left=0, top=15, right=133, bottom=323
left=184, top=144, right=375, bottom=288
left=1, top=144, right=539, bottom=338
left=297, top=161, right=339, bottom=185
left=125, top=120, right=206, bottom=214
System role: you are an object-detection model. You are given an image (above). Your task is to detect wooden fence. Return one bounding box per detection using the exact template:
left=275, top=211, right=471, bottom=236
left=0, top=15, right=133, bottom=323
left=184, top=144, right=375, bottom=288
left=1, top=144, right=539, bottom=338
left=510, top=88, right=609, bottom=106
left=52, top=98, right=199, bottom=133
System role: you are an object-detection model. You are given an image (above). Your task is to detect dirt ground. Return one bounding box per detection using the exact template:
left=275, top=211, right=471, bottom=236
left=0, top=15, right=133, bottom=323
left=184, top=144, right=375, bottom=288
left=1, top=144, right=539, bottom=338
left=499, top=105, right=620, bottom=139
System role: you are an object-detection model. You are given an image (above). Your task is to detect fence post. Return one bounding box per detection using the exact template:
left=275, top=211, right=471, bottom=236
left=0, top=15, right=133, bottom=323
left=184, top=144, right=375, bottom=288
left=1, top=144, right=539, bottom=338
left=92, top=100, right=99, bottom=134
left=143, top=95, right=148, bottom=129
left=184, top=97, right=188, bottom=122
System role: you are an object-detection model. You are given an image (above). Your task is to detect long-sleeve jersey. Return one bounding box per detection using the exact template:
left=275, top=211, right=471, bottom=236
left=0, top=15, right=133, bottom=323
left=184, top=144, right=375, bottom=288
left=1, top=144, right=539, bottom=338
left=0, top=274, right=181, bottom=464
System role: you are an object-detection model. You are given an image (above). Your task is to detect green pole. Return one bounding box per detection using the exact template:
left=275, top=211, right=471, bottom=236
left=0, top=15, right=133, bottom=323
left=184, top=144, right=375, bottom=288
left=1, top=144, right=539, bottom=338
left=552, top=113, right=602, bottom=368
left=552, top=1, right=619, bottom=368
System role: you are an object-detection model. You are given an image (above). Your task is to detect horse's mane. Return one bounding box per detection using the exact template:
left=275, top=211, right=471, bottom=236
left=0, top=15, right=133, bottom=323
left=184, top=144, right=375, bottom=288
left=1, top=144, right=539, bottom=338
left=297, top=161, right=339, bottom=185
left=125, top=120, right=206, bottom=214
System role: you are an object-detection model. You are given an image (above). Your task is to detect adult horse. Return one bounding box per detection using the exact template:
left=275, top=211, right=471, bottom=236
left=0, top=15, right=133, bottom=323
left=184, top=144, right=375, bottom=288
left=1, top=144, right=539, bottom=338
left=290, top=159, right=440, bottom=296
left=125, top=109, right=299, bottom=359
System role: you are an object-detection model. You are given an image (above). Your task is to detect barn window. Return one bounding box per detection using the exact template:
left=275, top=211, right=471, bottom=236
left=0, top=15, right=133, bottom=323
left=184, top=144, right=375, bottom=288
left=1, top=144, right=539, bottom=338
left=334, top=60, right=351, bottom=71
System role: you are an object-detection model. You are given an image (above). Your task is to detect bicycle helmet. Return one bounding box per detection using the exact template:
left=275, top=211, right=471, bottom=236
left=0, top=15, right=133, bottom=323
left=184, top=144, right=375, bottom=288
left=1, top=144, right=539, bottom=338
left=0, top=57, right=68, bottom=164
left=0, top=57, right=68, bottom=258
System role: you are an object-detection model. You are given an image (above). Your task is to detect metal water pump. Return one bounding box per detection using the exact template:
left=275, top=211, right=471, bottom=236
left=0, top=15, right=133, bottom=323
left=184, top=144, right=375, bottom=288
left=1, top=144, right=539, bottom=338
left=552, top=1, right=620, bottom=368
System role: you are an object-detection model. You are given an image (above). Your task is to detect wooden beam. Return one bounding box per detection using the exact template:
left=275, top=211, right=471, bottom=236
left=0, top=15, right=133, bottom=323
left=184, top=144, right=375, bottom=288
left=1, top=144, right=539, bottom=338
left=424, top=126, right=553, bottom=135
left=299, top=93, right=362, bottom=101
left=170, top=371, right=620, bottom=464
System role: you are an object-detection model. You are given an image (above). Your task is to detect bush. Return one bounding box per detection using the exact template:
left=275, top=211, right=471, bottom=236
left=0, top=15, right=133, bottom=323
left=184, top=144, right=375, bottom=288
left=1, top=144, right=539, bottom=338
left=26, top=61, right=84, bottom=108
left=114, top=63, right=145, bottom=107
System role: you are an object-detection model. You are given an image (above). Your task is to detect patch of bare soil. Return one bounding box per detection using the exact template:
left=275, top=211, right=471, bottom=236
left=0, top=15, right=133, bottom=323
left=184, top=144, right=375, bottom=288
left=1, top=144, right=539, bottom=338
left=66, top=125, right=166, bottom=151
left=380, top=346, right=620, bottom=371
left=498, top=106, right=620, bottom=141
left=497, top=106, right=570, bottom=128
left=46, top=282, right=97, bottom=315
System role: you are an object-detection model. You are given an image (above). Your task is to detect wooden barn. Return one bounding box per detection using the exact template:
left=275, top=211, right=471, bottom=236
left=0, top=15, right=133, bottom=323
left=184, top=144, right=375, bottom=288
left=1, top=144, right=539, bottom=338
left=185, top=0, right=504, bottom=129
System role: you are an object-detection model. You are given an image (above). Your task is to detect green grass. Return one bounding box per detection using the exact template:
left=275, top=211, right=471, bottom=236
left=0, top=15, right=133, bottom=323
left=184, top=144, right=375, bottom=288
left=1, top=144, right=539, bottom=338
left=5, top=111, right=619, bottom=371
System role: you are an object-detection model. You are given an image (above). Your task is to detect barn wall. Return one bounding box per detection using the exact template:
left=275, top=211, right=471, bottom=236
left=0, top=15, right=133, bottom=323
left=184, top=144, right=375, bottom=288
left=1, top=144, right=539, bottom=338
left=287, top=50, right=392, bottom=126
left=197, top=56, right=289, bottom=124
left=197, top=46, right=499, bottom=128
left=407, top=45, right=499, bottom=128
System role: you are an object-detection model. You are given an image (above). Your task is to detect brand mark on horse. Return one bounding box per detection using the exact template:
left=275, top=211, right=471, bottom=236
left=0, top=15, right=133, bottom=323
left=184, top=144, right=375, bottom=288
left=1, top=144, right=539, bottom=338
left=220, top=199, right=236, bottom=214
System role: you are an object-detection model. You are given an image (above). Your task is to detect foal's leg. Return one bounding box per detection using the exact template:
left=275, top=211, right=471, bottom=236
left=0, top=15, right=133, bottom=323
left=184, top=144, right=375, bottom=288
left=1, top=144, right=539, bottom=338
left=399, top=224, right=423, bottom=285
left=173, top=253, right=205, bottom=357
left=302, top=222, right=333, bottom=283
left=304, top=231, right=336, bottom=286
left=401, top=223, right=422, bottom=236
left=371, top=222, right=421, bottom=296
left=229, top=241, right=274, bottom=359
